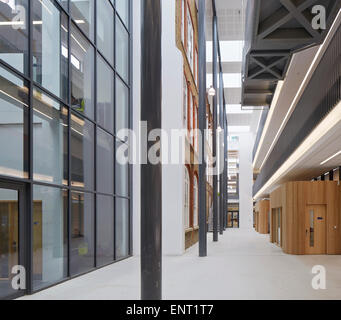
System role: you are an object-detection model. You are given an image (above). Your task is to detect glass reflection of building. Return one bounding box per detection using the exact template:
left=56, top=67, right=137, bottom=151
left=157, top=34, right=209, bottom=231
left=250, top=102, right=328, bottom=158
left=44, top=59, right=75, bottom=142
left=0, top=0, right=131, bottom=299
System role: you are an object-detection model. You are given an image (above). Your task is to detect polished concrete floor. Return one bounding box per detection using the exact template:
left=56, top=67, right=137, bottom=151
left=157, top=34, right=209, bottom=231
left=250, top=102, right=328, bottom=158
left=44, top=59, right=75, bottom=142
left=19, top=229, right=341, bottom=300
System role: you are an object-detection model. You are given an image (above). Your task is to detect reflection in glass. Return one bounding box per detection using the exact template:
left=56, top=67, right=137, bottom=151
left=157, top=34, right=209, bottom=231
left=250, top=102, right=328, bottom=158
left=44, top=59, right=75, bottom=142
left=0, top=65, right=28, bottom=179
left=0, top=0, right=29, bottom=75
left=71, top=112, right=94, bottom=190
left=97, top=129, right=114, bottom=194
left=0, top=189, right=19, bottom=299
left=97, top=194, right=114, bottom=266
left=33, top=88, right=68, bottom=185
left=33, top=185, right=67, bottom=290
left=116, top=76, right=129, bottom=135
left=57, top=0, right=68, bottom=11
left=115, top=197, right=129, bottom=259
left=32, top=0, right=68, bottom=101
left=70, top=192, right=94, bottom=276
left=71, top=23, right=94, bottom=119
left=116, top=18, right=129, bottom=82
left=116, top=141, right=129, bottom=197
left=70, top=0, right=94, bottom=40
left=116, top=0, right=129, bottom=27
left=97, top=55, right=114, bottom=133
left=97, top=0, right=114, bottom=65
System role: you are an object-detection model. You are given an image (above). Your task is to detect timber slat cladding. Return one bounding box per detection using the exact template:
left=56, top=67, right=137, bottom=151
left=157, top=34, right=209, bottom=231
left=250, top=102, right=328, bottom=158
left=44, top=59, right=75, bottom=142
left=269, top=181, right=341, bottom=255
left=255, top=200, right=270, bottom=234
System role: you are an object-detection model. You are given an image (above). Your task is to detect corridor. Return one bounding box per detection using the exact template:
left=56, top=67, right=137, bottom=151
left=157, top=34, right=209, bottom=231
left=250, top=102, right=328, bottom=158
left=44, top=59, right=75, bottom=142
left=20, top=229, right=341, bottom=300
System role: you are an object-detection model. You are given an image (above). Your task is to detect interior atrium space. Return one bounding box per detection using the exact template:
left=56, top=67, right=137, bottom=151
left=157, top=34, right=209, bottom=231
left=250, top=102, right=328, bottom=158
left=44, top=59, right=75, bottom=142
left=0, top=0, right=341, bottom=308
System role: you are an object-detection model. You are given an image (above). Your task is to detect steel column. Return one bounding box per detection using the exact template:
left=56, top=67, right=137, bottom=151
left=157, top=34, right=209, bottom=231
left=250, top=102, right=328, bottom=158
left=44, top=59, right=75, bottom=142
left=219, top=71, right=224, bottom=235
left=223, top=100, right=228, bottom=231
left=329, top=170, right=334, bottom=181
left=141, top=0, right=162, bottom=300
left=212, top=14, right=219, bottom=242
left=198, top=0, right=207, bottom=257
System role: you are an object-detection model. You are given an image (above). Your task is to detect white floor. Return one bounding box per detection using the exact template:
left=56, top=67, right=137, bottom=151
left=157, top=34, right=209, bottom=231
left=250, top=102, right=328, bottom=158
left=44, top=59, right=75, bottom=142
left=19, top=229, right=341, bottom=300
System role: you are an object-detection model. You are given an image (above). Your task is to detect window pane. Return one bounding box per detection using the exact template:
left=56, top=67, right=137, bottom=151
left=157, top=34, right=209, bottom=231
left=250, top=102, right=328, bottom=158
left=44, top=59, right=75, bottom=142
left=0, top=65, right=28, bottom=178
left=97, top=194, right=114, bottom=266
left=32, top=0, right=68, bottom=101
left=71, top=112, right=94, bottom=190
left=116, top=18, right=129, bottom=82
left=33, top=185, right=67, bottom=290
left=115, top=197, right=129, bottom=259
left=97, top=55, right=114, bottom=133
left=116, top=140, right=129, bottom=197
left=57, top=0, right=68, bottom=11
left=116, top=75, right=129, bottom=135
left=33, top=88, right=68, bottom=185
left=116, top=0, right=129, bottom=27
left=70, top=0, right=94, bottom=40
left=97, top=0, right=114, bottom=65
left=71, top=23, right=94, bottom=119
left=0, top=0, right=29, bottom=75
left=70, top=191, right=95, bottom=276
left=97, top=128, right=114, bottom=194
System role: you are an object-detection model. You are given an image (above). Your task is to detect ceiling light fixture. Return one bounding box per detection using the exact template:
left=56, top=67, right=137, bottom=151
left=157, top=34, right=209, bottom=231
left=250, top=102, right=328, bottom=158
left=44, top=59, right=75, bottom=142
left=320, top=150, right=341, bottom=165
left=208, top=86, right=216, bottom=97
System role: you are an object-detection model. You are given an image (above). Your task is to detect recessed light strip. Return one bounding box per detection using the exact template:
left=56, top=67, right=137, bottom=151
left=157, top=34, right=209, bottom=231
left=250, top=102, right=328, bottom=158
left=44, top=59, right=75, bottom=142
left=320, top=151, right=341, bottom=165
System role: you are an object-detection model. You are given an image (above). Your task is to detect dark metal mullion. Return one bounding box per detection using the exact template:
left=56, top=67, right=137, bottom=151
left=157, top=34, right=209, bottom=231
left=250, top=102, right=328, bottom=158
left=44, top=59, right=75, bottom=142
left=67, top=9, right=72, bottom=279
left=113, top=4, right=117, bottom=262
left=94, top=0, right=98, bottom=269
left=198, top=0, right=207, bottom=257
left=212, top=12, right=218, bottom=242
left=128, top=0, right=133, bottom=256
left=0, top=59, right=31, bottom=82
left=26, top=0, right=34, bottom=295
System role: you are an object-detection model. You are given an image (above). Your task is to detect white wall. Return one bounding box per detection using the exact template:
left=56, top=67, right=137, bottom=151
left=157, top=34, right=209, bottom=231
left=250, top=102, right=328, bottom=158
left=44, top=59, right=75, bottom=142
left=237, top=132, right=254, bottom=229
left=161, top=0, right=184, bottom=255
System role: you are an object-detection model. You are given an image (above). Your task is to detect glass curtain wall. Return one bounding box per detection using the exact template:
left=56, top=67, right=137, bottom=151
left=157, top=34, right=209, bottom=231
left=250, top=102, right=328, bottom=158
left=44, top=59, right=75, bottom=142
left=0, top=0, right=131, bottom=295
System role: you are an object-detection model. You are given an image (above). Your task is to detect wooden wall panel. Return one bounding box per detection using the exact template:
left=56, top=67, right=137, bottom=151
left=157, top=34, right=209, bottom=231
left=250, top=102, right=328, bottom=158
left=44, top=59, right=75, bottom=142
left=255, top=200, right=270, bottom=234
left=326, top=182, right=341, bottom=254
left=270, top=181, right=341, bottom=255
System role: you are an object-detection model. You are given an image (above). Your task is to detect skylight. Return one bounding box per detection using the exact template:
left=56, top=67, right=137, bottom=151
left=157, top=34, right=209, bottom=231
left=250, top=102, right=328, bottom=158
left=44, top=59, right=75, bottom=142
left=207, top=73, right=242, bottom=88
left=206, top=41, right=244, bottom=63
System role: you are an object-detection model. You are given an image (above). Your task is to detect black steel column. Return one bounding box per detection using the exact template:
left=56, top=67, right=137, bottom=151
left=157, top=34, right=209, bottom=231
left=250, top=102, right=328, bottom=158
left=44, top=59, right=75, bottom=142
left=141, top=0, right=162, bottom=300
left=212, top=14, right=218, bottom=242
left=321, top=174, right=325, bottom=181
left=219, top=71, right=224, bottom=235
left=223, top=100, right=228, bottom=231
left=198, top=0, right=207, bottom=257
left=329, top=170, right=334, bottom=181
left=339, top=167, right=341, bottom=181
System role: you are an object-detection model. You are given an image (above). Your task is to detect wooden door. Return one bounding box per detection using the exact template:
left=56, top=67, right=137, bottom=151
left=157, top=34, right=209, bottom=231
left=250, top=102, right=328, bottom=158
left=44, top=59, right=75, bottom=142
left=305, top=205, right=326, bottom=254
left=0, top=201, right=18, bottom=281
